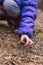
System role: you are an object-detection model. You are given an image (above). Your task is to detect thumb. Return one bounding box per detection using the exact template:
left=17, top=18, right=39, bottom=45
left=20, top=35, right=26, bottom=44
left=20, top=36, right=23, bottom=42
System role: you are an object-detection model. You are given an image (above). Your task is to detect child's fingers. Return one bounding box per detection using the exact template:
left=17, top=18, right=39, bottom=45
left=25, top=39, right=33, bottom=46
left=20, top=35, right=33, bottom=46
left=24, top=38, right=29, bottom=46
left=20, top=36, right=24, bottom=42
left=28, top=39, right=33, bottom=45
left=25, top=41, right=29, bottom=46
left=20, top=36, right=25, bottom=44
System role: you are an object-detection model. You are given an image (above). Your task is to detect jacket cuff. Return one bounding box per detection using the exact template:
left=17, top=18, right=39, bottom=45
left=18, top=32, right=32, bottom=38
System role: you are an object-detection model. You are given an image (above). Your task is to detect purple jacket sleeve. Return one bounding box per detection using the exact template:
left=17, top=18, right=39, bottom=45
left=18, top=0, right=38, bottom=38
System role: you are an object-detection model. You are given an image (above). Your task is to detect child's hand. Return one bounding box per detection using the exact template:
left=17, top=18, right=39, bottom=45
left=20, top=35, right=33, bottom=46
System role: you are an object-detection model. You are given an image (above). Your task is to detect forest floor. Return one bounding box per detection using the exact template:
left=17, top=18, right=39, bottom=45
left=0, top=9, right=43, bottom=65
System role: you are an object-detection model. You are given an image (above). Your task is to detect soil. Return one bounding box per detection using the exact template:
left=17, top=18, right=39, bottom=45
left=0, top=9, right=43, bottom=65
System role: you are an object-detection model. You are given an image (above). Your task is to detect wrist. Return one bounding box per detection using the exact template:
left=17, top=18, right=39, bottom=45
left=21, top=34, right=29, bottom=38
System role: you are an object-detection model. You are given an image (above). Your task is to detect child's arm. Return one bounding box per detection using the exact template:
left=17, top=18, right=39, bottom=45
left=18, top=0, right=38, bottom=46
left=18, top=0, right=38, bottom=38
